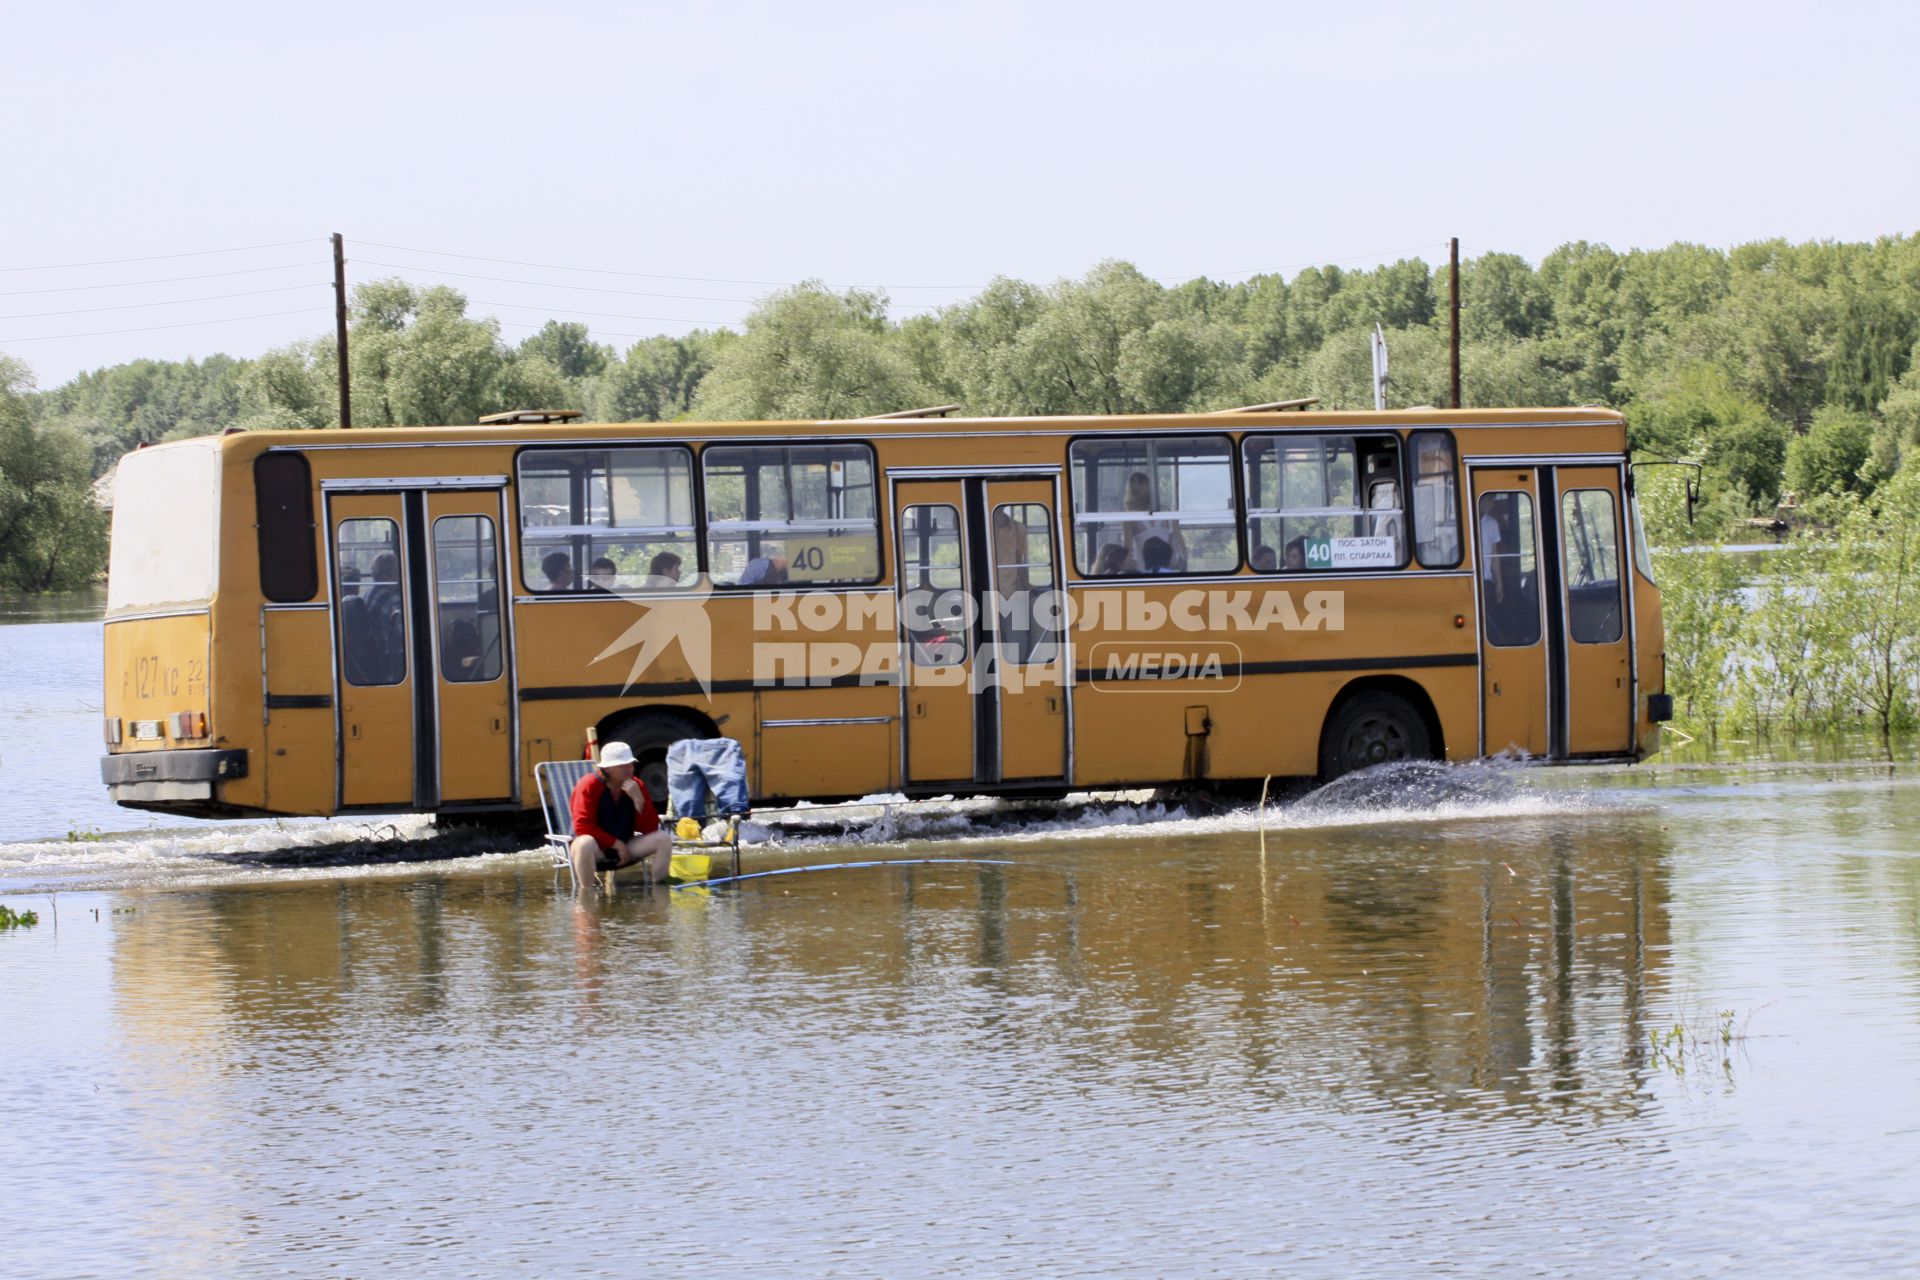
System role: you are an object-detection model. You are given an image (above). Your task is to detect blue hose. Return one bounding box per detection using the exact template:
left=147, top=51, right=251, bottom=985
left=671, top=857, right=1020, bottom=890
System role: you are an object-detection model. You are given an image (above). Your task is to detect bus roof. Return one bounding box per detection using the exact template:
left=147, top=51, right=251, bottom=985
left=205, top=405, right=1627, bottom=454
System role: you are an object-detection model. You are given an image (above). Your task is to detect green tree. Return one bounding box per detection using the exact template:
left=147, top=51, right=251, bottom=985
left=596, top=332, right=725, bottom=422
left=692, top=285, right=924, bottom=420
left=0, top=356, right=109, bottom=591
left=517, top=321, right=612, bottom=381
left=1785, top=405, right=1878, bottom=499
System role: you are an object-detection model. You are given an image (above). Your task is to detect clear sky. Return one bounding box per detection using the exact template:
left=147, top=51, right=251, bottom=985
left=6, top=0, right=1917, bottom=385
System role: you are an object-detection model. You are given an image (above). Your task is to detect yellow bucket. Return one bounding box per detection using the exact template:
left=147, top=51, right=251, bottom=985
left=668, top=852, right=711, bottom=883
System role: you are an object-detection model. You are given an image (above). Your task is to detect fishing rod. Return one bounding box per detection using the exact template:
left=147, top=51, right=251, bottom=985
left=670, top=857, right=1021, bottom=891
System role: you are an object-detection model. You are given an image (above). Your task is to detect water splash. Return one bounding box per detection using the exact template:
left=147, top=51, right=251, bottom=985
left=0, top=758, right=1627, bottom=893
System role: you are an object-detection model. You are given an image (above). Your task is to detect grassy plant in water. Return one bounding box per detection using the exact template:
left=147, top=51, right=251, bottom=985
left=0, top=905, right=41, bottom=930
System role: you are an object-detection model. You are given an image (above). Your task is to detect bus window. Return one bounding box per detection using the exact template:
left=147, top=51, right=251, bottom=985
left=901, top=504, right=965, bottom=667
left=515, top=447, right=696, bottom=593
left=1409, top=433, right=1462, bottom=567
left=1243, top=433, right=1402, bottom=572
left=1561, top=489, right=1623, bottom=644
left=433, top=515, right=503, bottom=682
left=992, top=503, right=1059, bottom=663
left=255, top=452, right=317, bottom=602
left=338, top=518, right=405, bottom=685
left=1478, top=491, right=1540, bottom=647
left=1069, top=435, right=1236, bottom=576
left=704, top=443, right=880, bottom=587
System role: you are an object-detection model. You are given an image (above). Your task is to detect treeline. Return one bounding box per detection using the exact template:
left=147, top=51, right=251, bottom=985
left=7, top=237, right=1920, bottom=591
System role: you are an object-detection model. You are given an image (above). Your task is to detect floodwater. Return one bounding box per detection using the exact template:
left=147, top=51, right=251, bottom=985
left=5, top=603, right=1920, bottom=1275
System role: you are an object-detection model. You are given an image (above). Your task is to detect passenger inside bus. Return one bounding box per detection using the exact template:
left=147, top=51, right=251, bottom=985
left=342, top=552, right=405, bottom=684
left=1091, top=543, right=1135, bottom=576
left=1141, top=536, right=1176, bottom=574
left=1480, top=492, right=1540, bottom=646
left=1284, top=538, right=1307, bottom=571
left=585, top=556, right=618, bottom=593
left=1123, top=472, right=1188, bottom=572
left=642, top=551, right=683, bottom=588
left=1251, top=544, right=1277, bottom=573
left=738, top=556, right=788, bottom=586
left=541, top=551, right=575, bottom=592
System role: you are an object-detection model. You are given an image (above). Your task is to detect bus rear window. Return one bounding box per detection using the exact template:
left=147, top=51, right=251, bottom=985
left=106, top=439, right=221, bottom=616
left=255, top=452, right=317, bottom=602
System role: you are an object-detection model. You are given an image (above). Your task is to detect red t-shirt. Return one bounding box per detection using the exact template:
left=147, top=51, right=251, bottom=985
left=569, top=769, right=660, bottom=851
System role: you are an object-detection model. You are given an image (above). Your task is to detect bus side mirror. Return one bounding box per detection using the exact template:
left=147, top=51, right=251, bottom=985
left=1629, top=460, right=1704, bottom=526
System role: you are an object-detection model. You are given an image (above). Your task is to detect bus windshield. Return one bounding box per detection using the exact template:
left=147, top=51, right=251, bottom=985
left=106, top=438, right=222, bottom=616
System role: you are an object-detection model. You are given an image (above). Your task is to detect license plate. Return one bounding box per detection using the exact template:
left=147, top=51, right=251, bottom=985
left=131, top=720, right=163, bottom=741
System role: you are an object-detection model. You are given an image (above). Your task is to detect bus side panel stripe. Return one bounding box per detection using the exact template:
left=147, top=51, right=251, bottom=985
left=1077, top=652, right=1477, bottom=682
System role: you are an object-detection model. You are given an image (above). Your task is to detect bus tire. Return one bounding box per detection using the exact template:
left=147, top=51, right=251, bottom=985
left=1318, top=691, right=1432, bottom=780
left=602, top=709, right=714, bottom=808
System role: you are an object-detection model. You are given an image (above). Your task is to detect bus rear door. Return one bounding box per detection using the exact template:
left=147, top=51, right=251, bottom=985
left=329, top=493, right=418, bottom=808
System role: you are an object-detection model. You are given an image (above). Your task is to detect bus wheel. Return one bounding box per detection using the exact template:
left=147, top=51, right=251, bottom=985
left=1318, top=692, right=1432, bottom=780
left=604, top=710, right=713, bottom=808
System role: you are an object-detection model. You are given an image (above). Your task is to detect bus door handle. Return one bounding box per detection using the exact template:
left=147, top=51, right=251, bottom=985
left=911, top=699, right=928, bottom=719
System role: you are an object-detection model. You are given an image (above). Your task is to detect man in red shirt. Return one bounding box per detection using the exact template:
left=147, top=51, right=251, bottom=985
left=569, top=741, right=670, bottom=890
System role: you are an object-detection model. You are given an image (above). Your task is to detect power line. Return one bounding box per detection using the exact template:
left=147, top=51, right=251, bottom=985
left=0, top=283, right=323, bottom=322
left=0, top=262, right=317, bottom=298
left=361, top=236, right=1457, bottom=293
left=0, top=307, right=326, bottom=344
left=1, top=238, right=316, bottom=273
left=356, top=260, right=766, bottom=304
left=359, top=240, right=859, bottom=290
left=496, top=319, right=686, bottom=342
left=471, top=300, right=746, bottom=327
left=463, top=297, right=941, bottom=325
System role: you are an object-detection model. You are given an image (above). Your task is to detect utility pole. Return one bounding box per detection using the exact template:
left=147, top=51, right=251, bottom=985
left=332, top=232, right=352, bottom=428
left=1448, top=236, right=1462, bottom=409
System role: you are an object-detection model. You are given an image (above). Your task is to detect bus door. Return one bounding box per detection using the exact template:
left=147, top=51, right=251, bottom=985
left=1553, top=467, right=1634, bottom=755
left=893, top=475, right=1068, bottom=788
left=423, top=490, right=514, bottom=803
left=895, top=480, right=975, bottom=786
left=328, top=485, right=515, bottom=810
left=329, top=492, right=418, bottom=808
left=983, top=479, right=1066, bottom=781
left=1470, top=468, right=1551, bottom=757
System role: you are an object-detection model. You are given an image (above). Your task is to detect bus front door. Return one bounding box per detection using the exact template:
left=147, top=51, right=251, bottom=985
left=424, top=490, right=515, bottom=804
left=329, top=493, right=419, bottom=808
left=1472, top=462, right=1637, bottom=760
left=1471, top=468, right=1551, bottom=757
left=1553, top=467, right=1634, bottom=755
left=894, top=476, right=1068, bottom=789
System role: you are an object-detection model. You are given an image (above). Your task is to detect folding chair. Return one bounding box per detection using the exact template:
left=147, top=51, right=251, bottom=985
left=534, top=759, right=594, bottom=886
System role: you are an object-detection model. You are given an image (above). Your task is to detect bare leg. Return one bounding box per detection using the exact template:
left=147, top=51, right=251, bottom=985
left=569, top=835, right=606, bottom=895
left=624, top=830, right=673, bottom=882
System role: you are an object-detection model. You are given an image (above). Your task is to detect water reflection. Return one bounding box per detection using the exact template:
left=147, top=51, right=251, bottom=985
left=7, top=765, right=1910, bottom=1272
left=106, top=813, right=1677, bottom=1133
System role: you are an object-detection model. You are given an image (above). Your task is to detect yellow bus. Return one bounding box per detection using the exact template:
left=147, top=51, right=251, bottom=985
left=99, top=406, right=1668, bottom=821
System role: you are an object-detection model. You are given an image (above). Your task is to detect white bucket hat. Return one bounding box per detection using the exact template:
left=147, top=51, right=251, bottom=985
left=598, top=741, right=636, bottom=768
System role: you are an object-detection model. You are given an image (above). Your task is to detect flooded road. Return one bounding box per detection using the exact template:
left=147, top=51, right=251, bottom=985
left=4, top=607, right=1919, bottom=1274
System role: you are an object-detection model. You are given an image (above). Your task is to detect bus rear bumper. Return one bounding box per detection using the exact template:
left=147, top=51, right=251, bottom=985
left=101, top=748, right=249, bottom=806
